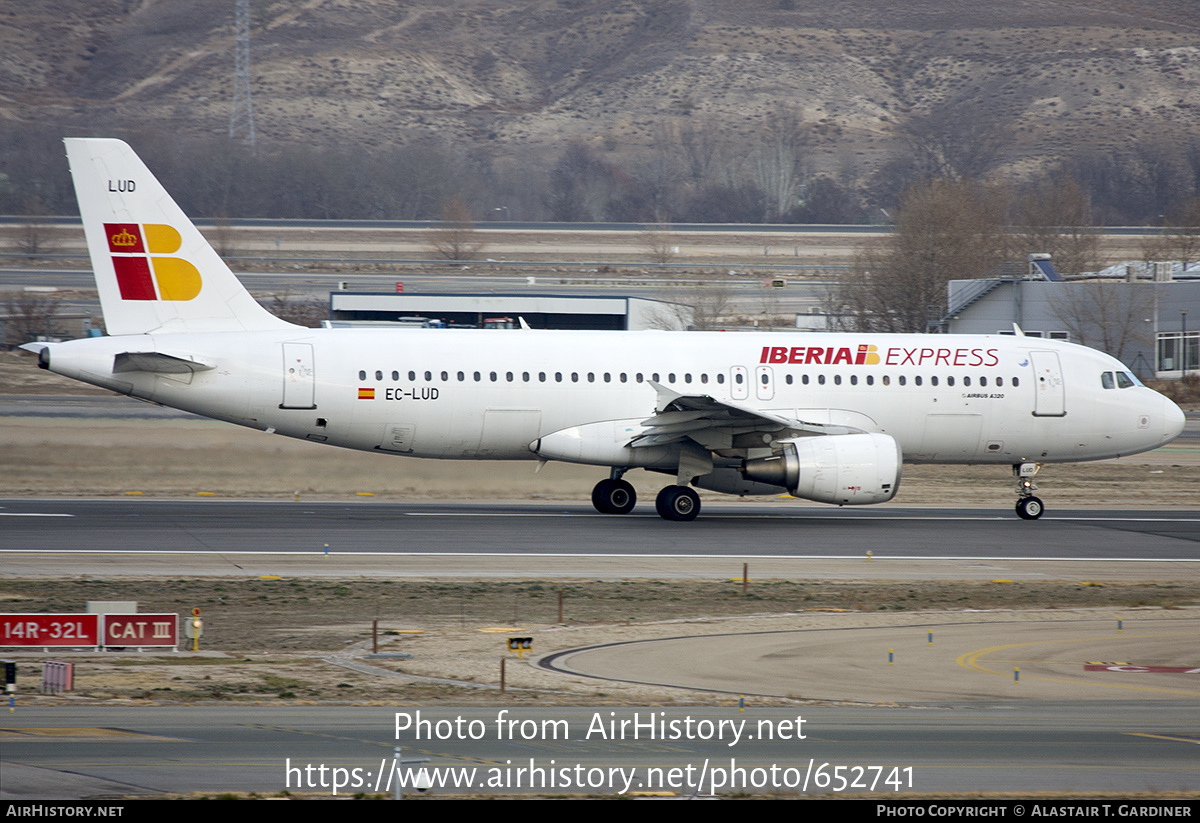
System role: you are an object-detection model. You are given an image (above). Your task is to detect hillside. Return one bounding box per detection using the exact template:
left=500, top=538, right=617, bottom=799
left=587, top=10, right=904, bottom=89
left=2, top=0, right=1199, bottom=218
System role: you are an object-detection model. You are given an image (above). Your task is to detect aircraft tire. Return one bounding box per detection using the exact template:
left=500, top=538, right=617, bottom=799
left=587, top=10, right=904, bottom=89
left=591, top=479, right=615, bottom=514
left=1015, top=496, right=1044, bottom=520
left=593, top=478, right=636, bottom=514
left=656, top=486, right=700, bottom=521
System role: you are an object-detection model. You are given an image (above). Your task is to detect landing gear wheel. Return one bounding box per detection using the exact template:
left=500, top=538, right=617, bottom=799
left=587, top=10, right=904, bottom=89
left=1015, top=496, right=1044, bottom=520
left=591, top=478, right=636, bottom=514
left=655, top=486, right=700, bottom=521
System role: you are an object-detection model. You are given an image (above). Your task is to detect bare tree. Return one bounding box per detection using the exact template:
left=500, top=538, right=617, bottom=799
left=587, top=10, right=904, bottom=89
left=753, top=107, right=808, bottom=221
left=266, top=291, right=328, bottom=327
left=429, top=195, right=485, bottom=262
left=646, top=284, right=731, bottom=331
left=1014, top=175, right=1102, bottom=277
left=834, top=178, right=1009, bottom=332
left=900, top=102, right=1011, bottom=182
left=1047, top=282, right=1154, bottom=363
left=209, top=212, right=238, bottom=261
left=15, top=196, right=54, bottom=259
left=1144, top=197, right=1200, bottom=273
left=4, top=290, right=65, bottom=347
left=641, top=221, right=675, bottom=265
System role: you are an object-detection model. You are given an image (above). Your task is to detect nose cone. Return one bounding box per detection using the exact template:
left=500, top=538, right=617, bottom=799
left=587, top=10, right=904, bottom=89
left=1163, top=395, right=1186, bottom=443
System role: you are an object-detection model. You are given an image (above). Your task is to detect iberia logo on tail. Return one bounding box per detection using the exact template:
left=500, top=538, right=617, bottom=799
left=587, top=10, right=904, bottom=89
left=104, top=223, right=201, bottom=301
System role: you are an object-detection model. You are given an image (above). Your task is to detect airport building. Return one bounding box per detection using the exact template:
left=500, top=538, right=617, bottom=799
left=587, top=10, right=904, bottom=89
left=930, top=259, right=1200, bottom=379
left=327, top=292, right=693, bottom=331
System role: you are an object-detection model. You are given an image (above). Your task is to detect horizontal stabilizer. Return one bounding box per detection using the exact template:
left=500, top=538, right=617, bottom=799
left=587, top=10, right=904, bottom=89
left=112, top=352, right=215, bottom=374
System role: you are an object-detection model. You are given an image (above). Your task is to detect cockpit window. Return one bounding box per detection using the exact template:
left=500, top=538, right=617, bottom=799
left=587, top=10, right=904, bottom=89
left=1116, top=371, right=1135, bottom=389
left=1101, top=372, right=1115, bottom=390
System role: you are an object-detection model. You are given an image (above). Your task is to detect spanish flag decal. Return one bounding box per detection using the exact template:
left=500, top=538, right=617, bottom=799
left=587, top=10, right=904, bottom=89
left=358, top=387, right=375, bottom=400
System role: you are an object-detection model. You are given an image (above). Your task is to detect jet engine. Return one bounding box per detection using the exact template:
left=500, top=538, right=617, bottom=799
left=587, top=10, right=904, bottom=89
left=740, top=432, right=901, bottom=505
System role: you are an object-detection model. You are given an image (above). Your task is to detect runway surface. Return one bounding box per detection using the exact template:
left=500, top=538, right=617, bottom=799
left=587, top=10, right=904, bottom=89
left=3, top=499, right=1199, bottom=560
left=4, top=498, right=1200, bottom=798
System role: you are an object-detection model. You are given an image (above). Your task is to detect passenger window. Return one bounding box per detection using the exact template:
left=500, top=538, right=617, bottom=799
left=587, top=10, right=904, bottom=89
left=733, top=373, right=741, bottom=384
left=685, top=373, right=692, bottom=384
left=522, top=372, right=530, bottom=382
left=474, top=372, right=481, bottom=382
left=963, top=376, right=971, bottom=387
left=818, top=374, right=826, bottom=385
left=947, top=376, right=955, bottom=387
left=866, top=375, right=874, bottom=386
left=604, top=373, right=611, bottom=383
left=850, top=375, right=858, bottom=386
left=802, top=374, right=810, bottom=385
left=358, top=370, right=366, bottom=380
left=716, top=374, right=724, bottom=384
left=1012, top=377, right=1019, bottom=387
left=785, top=375, right=793, bottom=385
left=392, top=370, right=399, bottom=381
left=833, top=375, right=841, bottom=385
left=669, top=373, right=676, bottom=383
left=620, top=373, right=627, bottom=383
left=995, top=377, right=1002, bottom=387
left=376, top=370, right=384, bottom=381
left=571, top=373, right=578, bottom=382
left=882, top=375, right=890, bottom=386
left=637, top=373, right=644, bottom=383
left=506, top=372, right=514, bottom=382
left=539, top=372, right=546, bottom=382
left=914, top=376, right=922, bottom=386
left=441, top=371, right=448, bottom=381
left=458, top=371, right=465, bottom=381
left=425, top=371, right=432, bottom=381
left=1101, top=372, right=1115, bottom=390
left=587, top=373, right=594, bottom=382
left=490, top=372, right=497, bottom=382
left=555, top=372, right=562, bottom=382
left=931, top=376, right=938, bottom=386
left=980, top=376, right=987, bottom=387
left=700, top=374, right=708, bottom=384
left=898, top=376, right=906, bottom=386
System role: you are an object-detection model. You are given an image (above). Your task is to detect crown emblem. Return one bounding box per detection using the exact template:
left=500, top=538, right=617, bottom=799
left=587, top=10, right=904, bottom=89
left=111, top=229, right=138, bottom=248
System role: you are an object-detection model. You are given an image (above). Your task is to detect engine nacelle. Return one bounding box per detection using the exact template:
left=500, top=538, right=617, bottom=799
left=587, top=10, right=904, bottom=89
left=741, top=433, right=901, bottom=505
left=533, top=420, right=677, bottom=468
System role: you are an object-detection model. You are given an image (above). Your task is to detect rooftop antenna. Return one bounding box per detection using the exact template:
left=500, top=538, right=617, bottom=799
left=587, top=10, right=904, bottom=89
left=229, top=0, right=256, bottom=148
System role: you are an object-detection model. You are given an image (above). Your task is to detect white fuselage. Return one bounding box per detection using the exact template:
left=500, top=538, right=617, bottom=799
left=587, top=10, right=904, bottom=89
left=44, top=328, right=1184, bottom=473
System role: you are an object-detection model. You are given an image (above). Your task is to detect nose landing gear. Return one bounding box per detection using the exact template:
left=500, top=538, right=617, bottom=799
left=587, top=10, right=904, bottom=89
left=1014, top=463, right=1045, bottom=520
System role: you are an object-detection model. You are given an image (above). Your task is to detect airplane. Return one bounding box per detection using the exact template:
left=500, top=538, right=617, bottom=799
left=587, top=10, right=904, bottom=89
left=23, top=138, right=1186, bottom=521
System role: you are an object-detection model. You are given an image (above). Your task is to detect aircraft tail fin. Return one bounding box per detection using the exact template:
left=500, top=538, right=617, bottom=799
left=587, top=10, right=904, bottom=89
left=64, top=138, right=295, bottom=336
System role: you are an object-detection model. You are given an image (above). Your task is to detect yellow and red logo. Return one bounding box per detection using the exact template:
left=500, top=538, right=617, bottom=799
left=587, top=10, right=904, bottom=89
left=104, top=223, right=201, bottom=301
left=358, top=387, right=376, bottom=400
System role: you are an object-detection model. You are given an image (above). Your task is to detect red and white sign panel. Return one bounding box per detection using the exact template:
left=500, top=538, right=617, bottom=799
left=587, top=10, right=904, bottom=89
left=102, top=614, right=178, bottom=647
left=0, top=614, right=100, bottom=647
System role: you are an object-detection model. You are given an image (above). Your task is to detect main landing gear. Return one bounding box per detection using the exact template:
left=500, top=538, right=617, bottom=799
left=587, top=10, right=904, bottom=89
left=1013, top=463, right=1045, bottom=520
left=590, top=470, right=701, bottom=521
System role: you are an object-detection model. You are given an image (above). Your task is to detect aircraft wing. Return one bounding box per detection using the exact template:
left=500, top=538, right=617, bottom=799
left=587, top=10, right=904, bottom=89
left=629, top=382, right=862, bottom=450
